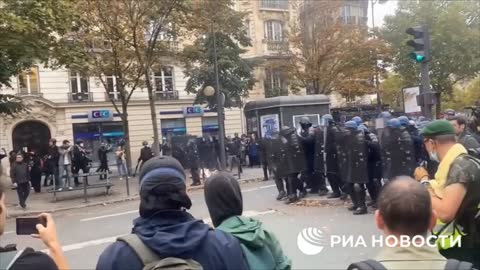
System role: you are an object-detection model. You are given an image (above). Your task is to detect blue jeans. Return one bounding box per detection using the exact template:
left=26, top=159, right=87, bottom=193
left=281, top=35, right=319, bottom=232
left=116, top=160, right=127, bottom=177
left=58, top=164, right=71, bottom=187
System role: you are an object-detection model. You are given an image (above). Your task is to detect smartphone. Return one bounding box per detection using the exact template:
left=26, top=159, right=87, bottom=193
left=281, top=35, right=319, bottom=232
left=16, top=216, right=46, bottom=235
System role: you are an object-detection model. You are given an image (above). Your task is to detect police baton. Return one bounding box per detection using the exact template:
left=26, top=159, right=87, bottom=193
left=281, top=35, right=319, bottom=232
left=133, top=161, right=141, bottom=177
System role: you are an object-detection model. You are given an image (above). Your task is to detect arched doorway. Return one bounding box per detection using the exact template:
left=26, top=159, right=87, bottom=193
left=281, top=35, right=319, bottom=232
left=12, top=121, right=51, bottom=155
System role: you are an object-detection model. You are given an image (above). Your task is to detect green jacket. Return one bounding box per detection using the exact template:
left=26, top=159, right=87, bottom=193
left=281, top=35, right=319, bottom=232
left=218, top=216, right=291, bottom=270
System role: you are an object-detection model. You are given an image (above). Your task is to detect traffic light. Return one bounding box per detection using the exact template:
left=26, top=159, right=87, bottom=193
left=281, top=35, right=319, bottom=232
left=406, top=26, right=429, bottom=63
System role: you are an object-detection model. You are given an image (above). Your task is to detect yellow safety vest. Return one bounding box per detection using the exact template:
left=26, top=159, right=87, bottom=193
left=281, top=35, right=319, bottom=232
left=431, top=220, right=465, bottom=250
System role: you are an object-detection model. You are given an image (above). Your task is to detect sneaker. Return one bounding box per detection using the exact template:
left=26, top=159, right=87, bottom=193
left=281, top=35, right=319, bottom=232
left=119, top=177, right=124, bottom=181
left=353, top=207, right=368, bottom=215
left=68, top=187, right=73, bottom=190
left=57, top=188, right=63, bottom=191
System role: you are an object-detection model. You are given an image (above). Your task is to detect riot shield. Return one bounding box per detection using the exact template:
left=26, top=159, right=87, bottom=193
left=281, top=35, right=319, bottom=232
left=171, top=135, right=196, bottom=169
left=265, top=137, right=288, bottom=178
left=345, top=130, right=369, bottom=184
left=388, top=129, right=415, bottom=178
left=380, top=127, right=393, bottom=180
left=280, top=128, right=306, bottom=175
left=334, top=126, right=350, bottom=184
left=313, top=127, right=325, bottom=173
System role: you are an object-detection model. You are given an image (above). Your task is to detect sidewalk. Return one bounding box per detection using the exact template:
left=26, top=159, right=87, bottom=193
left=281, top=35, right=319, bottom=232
left=5, top=167, right=265, bottom=218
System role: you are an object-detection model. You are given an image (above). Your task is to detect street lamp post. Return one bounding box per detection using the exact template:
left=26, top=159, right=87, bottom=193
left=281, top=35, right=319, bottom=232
left=204, top=85, right=227, bottom=170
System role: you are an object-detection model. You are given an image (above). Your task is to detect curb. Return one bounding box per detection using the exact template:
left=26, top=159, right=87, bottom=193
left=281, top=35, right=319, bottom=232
left=7, top=195, right=140, bottom=219
left=7, top=176, right=264, bottom=218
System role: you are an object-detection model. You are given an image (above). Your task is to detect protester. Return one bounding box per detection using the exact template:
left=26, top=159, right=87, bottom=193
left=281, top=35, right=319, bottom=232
left=450, top=115, right=480, bottom=151
left=58, top=140, right=72, bottom=190
left=10, top=153, right=30, bottom=209
left=28, top=150, right=43, bottom=193
left=96, top=156, right=248, bottom=270
left=72, top=140, right=91, bottom=186
left=247, top=135, right=260, bottom=167
left=204, top=172, right=291, bottom=270
left=115, top=146, right=128, bottom=180
left=415, top=120, right=480, bottom=267
left=97, top=142, right=112, bottom=180
left=0, top=182, right=68, bottom=270
left=44, top=139, right=59, bottom=187
left=348, top=177, right=448, bottom=270
left=137, top=141, right=154, bottom=169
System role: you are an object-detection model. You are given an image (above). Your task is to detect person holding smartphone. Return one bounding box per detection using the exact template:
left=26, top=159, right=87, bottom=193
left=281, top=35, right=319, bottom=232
left=0, top=182, right=68, bottom=270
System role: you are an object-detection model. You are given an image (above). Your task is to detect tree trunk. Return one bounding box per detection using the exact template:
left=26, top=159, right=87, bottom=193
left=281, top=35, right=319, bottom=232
left=145, top=72, right=160, bottom=156
left=121, top=105, right=132, bottom=174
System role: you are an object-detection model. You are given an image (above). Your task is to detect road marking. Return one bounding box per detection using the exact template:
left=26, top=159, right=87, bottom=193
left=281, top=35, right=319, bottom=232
left=46, top=209, right=277, bottom=253
left=80, top=210, right=138, bottom=222
left=4, top=231, right=14, bottom=235
left=42, top=234, right=124, bottom=253
left=242, top=184, right=276, bottom=193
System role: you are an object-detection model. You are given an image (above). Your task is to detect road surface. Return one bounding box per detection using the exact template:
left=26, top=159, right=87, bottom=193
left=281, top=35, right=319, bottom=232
left=3, top=181, right=381, bottom=269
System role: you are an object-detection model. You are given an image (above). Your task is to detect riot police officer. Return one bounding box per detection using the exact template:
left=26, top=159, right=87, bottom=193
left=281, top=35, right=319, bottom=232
left=389, top=118, right=416, bottom=179
left=187, top=138, right=201, bottom=186
left=298, top=117, right=321, bottom=193
left=314, top=114, right=344, bottom=198
left=358, top=124, right=382, bottom=208
left=279, top=126, right=306, bottom=204
left=342, top=121, right=369, bottom=215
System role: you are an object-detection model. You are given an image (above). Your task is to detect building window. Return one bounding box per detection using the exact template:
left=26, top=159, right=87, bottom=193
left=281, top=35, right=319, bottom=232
left=341, top=5, right=366, bottom=25
left=264, top=20, right=283, bottom=41
left=245, top=19, right=251, bottom=38
left=161, top=118, right=186, bottom=137
left=154, top=66, right=174, bottom=92
left=154, top=66, right=178, bottom=100
left=69, top=71, right=90, bottom=102
left=260, top=0, right=288, bottom=10
left=264, top=69, right=287, bottom=97
left=18, top=67, right=40, bottom=95
left=105, top=73, right=120, bottom=100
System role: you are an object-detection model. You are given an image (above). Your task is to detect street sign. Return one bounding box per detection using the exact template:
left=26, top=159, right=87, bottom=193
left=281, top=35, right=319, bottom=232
left=183, top=106, right=204, bottom=117
left=88, top=109, right=113, bottom=122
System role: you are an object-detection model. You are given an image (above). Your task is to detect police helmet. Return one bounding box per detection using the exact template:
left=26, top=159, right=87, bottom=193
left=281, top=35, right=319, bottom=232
left=398, top=116, right=410, bottom=126
left=345, top=121, right=358, bottom=129
left=352, top=116, right=363, bottom=125
left=387, top=118, right=401, bottom=129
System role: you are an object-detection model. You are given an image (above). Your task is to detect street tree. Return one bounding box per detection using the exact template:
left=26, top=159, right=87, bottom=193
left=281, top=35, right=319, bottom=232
left=57, top=0, right=145, bottom=173
left=289, top=0, right=391, bottom=100
left=122, top=0, right=189, bottom=155
left=181, top=0, right=256, bottom=108
left=0, top=0, right=75, bottom=114
left=379, top=74, right=407, bottom=112
left=381, top=0, right=480, bottom=113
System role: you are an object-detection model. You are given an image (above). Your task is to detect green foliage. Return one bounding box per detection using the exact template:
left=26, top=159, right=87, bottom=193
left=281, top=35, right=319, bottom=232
left=379, top=74, right=407, bottom=112
left=182, top=32, right=256, bottom=108
left=442, top=77, right=480, bottom=111
left=381, top=0, right=480, bottom=98
left=181, top=0, right=255, bottom=108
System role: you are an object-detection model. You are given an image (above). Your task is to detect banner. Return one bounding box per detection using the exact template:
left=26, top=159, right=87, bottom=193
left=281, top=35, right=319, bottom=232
left=260, top=114, right=280, bottom=138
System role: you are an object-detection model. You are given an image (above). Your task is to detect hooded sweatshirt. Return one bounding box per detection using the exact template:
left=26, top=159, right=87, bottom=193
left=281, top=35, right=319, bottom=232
left=95, top=210, right=248, bottom=270
left=204, top=172, right=291, bottom=270
left=218, top=216, right=292, bottom=270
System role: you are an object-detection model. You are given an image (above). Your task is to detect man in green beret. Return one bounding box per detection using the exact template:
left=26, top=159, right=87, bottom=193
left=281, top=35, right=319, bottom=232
left=415, top=120, right=480, bottom=268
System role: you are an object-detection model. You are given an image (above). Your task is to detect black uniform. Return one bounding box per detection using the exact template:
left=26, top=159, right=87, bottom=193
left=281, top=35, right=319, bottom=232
left=279, top=127, right=306, bottom=203
left=299, top=126, right=318, bottom=193
left=186, top=139, right=201, bottom=186
left=72, top=144, right=91, bottom=186
left=44, top=144, right=59, bottom=186
left=338, top=127, right=369, bottom=215
left=138, top=146, right=154, bottom=168
left=364, top=130, right=382, bottom=206
left=314, top=124, right=343, bottom=197
left=96, top=145, right=111, bottom=180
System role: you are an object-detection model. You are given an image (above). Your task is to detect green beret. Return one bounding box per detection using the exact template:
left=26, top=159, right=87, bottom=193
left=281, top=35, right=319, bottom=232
left=421, top=120, right=456, bottom=137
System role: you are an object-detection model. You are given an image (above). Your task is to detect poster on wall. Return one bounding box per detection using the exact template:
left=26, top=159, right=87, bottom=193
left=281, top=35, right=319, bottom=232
left=403, top=86, right=421, bottom=114
left=293, top=114, right=320, bottom=132
left=260, top=114, right=280, bottom=138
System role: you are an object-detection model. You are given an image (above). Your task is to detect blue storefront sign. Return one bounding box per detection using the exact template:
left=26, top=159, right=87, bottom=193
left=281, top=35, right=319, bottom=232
left=88, top=110, right=113, bottom=122
left=183, top=106, right=204, bottom=117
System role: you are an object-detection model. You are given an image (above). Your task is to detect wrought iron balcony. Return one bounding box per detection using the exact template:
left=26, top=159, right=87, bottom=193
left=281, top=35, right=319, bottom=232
left=262, top=40, right=290, bottom=54
left=16, top=91, right=43, bottom=97
left=68, top=92, right=93, bottom=103
left=156, top=90, right=179, bottom=101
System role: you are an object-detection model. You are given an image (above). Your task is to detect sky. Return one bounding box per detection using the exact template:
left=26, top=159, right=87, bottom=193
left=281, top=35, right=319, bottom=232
left=368, top=0, right=399, bottom=28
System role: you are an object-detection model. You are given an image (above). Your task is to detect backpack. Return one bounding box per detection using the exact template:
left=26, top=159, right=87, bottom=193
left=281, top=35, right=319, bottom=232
left=0, top=248, right=24, bottom=270
left=117, top=234, right=203, bottom=270
left=347, top=259, right=474, bottom=270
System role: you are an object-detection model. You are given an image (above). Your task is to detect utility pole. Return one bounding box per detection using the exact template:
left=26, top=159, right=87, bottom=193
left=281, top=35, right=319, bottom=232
left=371, top=0, right=381, bottom=111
